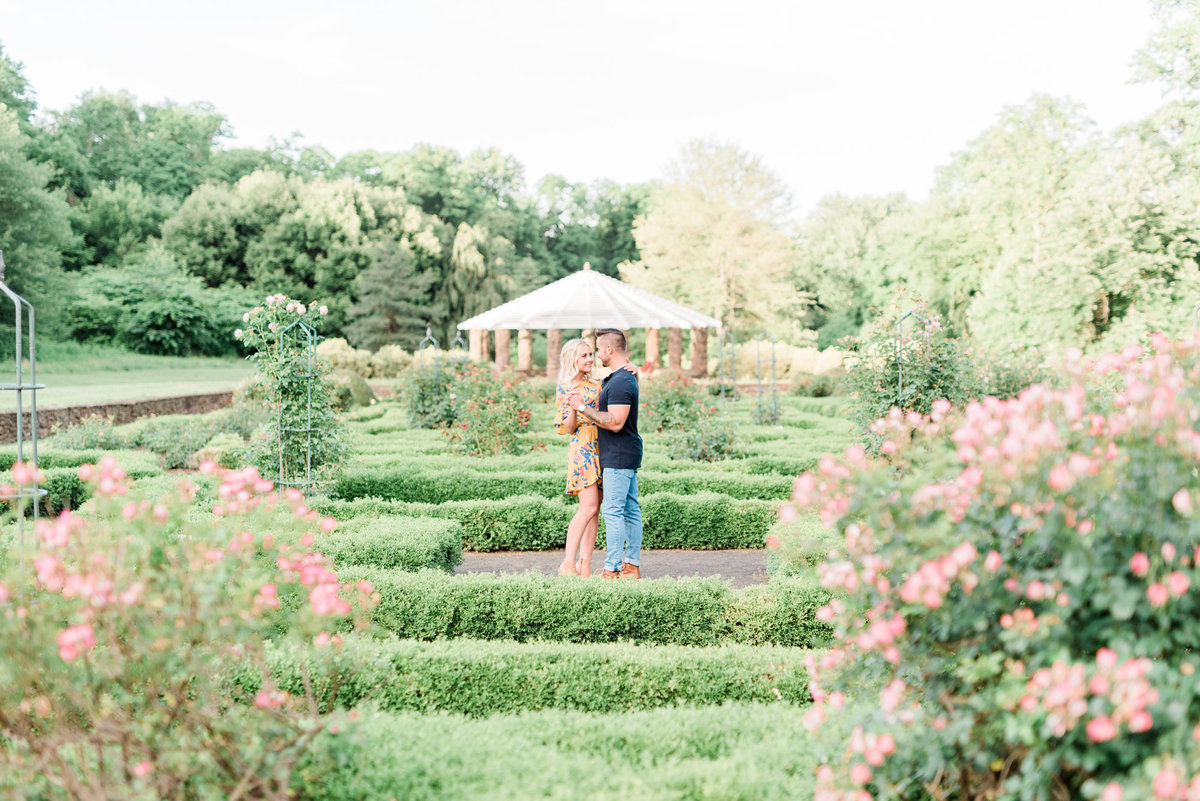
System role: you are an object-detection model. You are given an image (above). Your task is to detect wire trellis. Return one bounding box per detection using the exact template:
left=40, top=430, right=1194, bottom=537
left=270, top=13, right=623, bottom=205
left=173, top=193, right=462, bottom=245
left=754, top=331, right=780, bottom=424
left=274, top=318, right=318, bottom=496
left=715, top=330, right=737, bottom=404
left=893, top=308, right=928, bottom=409
left=0, top=251, right=47, bottom=584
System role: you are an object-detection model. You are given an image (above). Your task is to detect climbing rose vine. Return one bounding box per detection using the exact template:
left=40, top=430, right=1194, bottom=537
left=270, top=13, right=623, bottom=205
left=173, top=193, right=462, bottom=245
left=786, top=333, right=1200, bottom=800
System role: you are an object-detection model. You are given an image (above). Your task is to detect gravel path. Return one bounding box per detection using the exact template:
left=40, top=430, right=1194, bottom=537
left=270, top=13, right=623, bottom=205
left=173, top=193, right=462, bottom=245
left=455, top=549, right=770, bottom=588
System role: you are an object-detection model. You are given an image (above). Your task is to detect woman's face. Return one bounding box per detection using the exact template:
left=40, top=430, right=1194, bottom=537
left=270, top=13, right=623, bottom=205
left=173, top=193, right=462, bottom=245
left=575, top=347, right=594, bottom=374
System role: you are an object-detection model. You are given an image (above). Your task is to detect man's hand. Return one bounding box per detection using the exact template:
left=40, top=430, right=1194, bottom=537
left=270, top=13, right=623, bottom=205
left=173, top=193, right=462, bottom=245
left=565, top=392, right=584, bottom=410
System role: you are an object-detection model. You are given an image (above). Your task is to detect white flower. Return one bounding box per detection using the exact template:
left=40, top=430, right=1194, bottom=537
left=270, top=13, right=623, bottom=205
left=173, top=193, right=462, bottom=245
left=286, top=302, right=296, bottom=313
left=265, top=295, right=275, bottom=306
left=319, top=305, right=328, bottom=316
left=297, top=304, right=307, bottom=315
left=234, top=329, right=244, bottom=339
left=269, top=322, right=278, bottom=332
left=242, top=313, right=250, bottom=323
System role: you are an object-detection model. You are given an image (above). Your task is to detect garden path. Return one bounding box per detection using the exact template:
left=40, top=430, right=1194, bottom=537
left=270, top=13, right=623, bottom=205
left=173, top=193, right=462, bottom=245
left=455, top=549, right=770, bottom=588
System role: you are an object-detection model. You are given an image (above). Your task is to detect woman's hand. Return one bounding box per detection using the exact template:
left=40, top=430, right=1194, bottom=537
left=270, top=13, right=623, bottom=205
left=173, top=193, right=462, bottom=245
left=620, top=363, right=639, bottom=376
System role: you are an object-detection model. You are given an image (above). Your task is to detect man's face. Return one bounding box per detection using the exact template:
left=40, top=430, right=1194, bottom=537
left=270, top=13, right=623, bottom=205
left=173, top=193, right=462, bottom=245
left=595, top=341, right=613, bottom=366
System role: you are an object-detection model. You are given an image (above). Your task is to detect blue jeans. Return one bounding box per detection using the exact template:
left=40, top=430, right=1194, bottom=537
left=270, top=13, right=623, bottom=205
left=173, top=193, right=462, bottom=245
left=602, top=468, right=642, bottom=572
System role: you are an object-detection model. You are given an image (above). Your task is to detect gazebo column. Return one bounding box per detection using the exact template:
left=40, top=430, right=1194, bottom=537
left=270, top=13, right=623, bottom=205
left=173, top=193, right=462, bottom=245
left=469, top=329, right=482, bottom=362
left=689, top=327, right=708, bottom=378
left=645, top=328, right=661, bottom=366
left=546, top=329, right=562, bottom=379
left=517, top=329, right=533, bottom=373
left=473, top=329, right=490, bottom=363
left=667, top=327, right=683, bottom=370
left=494, top=329, right=511, bottom=371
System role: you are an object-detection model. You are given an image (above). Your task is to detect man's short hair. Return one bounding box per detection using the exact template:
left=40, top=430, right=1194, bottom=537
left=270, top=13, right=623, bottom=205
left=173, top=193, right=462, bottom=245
left=596, top=328, right=627, bottom=353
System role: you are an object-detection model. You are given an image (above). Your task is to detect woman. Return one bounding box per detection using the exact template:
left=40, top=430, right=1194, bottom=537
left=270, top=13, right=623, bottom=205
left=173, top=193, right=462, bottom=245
left=554, top=338, right=602, bottom=576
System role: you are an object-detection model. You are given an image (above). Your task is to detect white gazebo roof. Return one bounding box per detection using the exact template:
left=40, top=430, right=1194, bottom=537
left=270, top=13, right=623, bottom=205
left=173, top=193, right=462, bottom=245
left=457, top=265, right=720, bottom=331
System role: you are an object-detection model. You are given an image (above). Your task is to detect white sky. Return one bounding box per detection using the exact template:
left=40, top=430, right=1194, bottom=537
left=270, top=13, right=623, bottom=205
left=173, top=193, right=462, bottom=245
left=0, top=0, right=1168, bottom=218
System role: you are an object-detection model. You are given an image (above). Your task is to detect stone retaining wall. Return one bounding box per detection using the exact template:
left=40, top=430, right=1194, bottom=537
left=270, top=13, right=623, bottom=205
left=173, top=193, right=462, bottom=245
left=0, top=392, right=234, bottom=443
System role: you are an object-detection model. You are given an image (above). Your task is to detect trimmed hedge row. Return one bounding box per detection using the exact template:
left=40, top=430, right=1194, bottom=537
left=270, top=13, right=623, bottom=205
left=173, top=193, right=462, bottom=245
left=311, top=492, right=778, bottom=551
left=330, top=467, right=793, bottom=503
left=333, top=568, right=832, bottom=648
left=323, top=516, right=463, bottom=572
left=0, top=447, right=162, bottom=474
left=294, top=702, right=818, bottom=801
left=233, top=635, right=812, bottom=717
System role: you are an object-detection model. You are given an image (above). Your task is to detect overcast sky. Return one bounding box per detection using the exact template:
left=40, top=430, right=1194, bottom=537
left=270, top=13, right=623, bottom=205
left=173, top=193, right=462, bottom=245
left=0, top=0, right=1168, bottom=218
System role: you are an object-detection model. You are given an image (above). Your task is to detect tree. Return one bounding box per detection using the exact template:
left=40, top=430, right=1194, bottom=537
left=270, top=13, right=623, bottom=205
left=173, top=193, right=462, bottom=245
left=0, top=43, right=36, bottom=133
left=794, top=192, right=908, bottom=345
left=0, top=104, right=78, bottom=336
left=71, top=179, right=179, bottom=268
left=344, top=239, right=438, bottom=350
left=620, top=140, right=800, bottom=335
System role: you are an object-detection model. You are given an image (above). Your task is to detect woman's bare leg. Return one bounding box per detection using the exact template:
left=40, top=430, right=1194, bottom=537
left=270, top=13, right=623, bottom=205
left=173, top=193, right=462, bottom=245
left=561, top=486, right=592, bottom=573
left=576, top=484, right=600, bottom=575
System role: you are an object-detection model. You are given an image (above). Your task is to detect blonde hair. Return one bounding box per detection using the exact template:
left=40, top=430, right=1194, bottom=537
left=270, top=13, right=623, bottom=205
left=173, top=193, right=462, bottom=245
left=558, top=338, right=593, bottom=389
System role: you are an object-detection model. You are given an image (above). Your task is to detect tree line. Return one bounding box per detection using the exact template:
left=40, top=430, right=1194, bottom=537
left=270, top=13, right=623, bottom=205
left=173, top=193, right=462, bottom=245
left=1, top=0, right=1199, bottom=359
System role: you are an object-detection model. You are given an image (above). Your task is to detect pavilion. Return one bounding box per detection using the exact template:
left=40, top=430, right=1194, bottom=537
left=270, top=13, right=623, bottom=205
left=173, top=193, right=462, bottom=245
left=456, top=263, right=721, bottom=378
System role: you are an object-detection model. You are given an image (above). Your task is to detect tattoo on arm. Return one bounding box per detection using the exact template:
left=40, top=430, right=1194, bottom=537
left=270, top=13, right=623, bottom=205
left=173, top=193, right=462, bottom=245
left=579, top=407, right=617, bottom=427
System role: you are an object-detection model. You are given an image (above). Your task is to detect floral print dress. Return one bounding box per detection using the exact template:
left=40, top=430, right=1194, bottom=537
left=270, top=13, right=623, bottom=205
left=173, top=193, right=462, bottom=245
left=555, top=379, right=602, bottom=495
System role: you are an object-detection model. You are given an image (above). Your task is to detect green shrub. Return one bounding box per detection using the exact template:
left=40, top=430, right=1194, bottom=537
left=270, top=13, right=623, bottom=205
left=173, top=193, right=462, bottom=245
left=330, top=467, right=792, bottom=504
left=313, top=492, right=778, bottom=552
left=193, top=432, right=246, bottom=470
left=293, top=703, right=820, bottom=801
left=316, top=337, right=372, bottom=376
left=328, top=371, right=376, bottom=411
left=664, top=417, right=740, bottom=462
left=368, top=344, right=412, bottom=379
left=234, top=636, right=812, bottom=717
left=331, top=568, right=831, bottom=647
left=319, top=516, right=463, bottom=572
left=401, top=363, right=456, bottom=429
left=45, top=414, right=125, bottom=449
left=0, top=448, right=160, bottom=475
left=790, top=371, right=845, bottom=397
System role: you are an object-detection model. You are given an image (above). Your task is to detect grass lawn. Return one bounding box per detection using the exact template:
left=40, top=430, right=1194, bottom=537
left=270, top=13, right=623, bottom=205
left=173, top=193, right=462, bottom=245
left=0, top=341, right=253, bottom=411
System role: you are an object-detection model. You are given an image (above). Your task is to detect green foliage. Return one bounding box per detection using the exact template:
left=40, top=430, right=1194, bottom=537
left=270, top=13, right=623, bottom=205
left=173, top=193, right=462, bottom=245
left=233, top=635, right=811, bottom=717
left=330, top=466, right=792, bottom=503
left=66, top=248, right=252, bottom=357
left=401, top=363, right=456, bottom=429
left=313, top=492, right=778, bottom=552
left=791, top=371, right=845, bottom=398
left=642, top=372, right=709, bottom=432
left=844, top=308, right=978, bottom=443
left=193, top=432, right=246, bottom=470
left=293, top=703, right=819, bottom=801
left=332, top=568, right=831, bottom=648
left=664, top=416, right=741, bottom=462
left=45, top=415, right=125, bottom=450
left=315, top=516, right=463, bottom=573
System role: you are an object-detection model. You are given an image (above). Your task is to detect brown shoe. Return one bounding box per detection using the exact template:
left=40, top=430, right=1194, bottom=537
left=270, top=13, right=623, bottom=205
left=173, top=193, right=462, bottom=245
left=602, top=569, right=621, bottom=580
left=619, top=563, right=641, bottom=579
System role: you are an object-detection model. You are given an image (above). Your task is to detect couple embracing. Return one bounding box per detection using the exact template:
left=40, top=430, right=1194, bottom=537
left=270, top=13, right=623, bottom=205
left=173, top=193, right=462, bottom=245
left=553, top=328, right=643, bottom=579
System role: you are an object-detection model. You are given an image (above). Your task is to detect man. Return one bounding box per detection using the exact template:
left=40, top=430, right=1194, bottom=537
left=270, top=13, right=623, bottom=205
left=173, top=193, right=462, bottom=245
left=566, top=328, right=643, bottom=579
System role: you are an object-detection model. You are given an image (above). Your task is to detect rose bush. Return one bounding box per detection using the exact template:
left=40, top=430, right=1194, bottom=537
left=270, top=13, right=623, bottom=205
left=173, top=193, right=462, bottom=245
left=441, top=364, right=533, bottom=457
left=786, top=333, right=1200, bottom=800
left=0, top=459, right=376, bottom=800
left=237, top=294, right=347, bottom=489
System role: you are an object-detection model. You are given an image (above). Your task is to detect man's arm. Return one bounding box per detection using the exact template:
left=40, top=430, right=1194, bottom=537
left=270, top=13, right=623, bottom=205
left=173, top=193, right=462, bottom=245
left=578, top=403, right=629, bottom=432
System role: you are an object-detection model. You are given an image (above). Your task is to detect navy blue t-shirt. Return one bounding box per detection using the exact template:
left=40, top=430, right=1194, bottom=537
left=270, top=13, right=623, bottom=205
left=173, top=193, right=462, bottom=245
left=597, top=369, right=642, bottom=470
